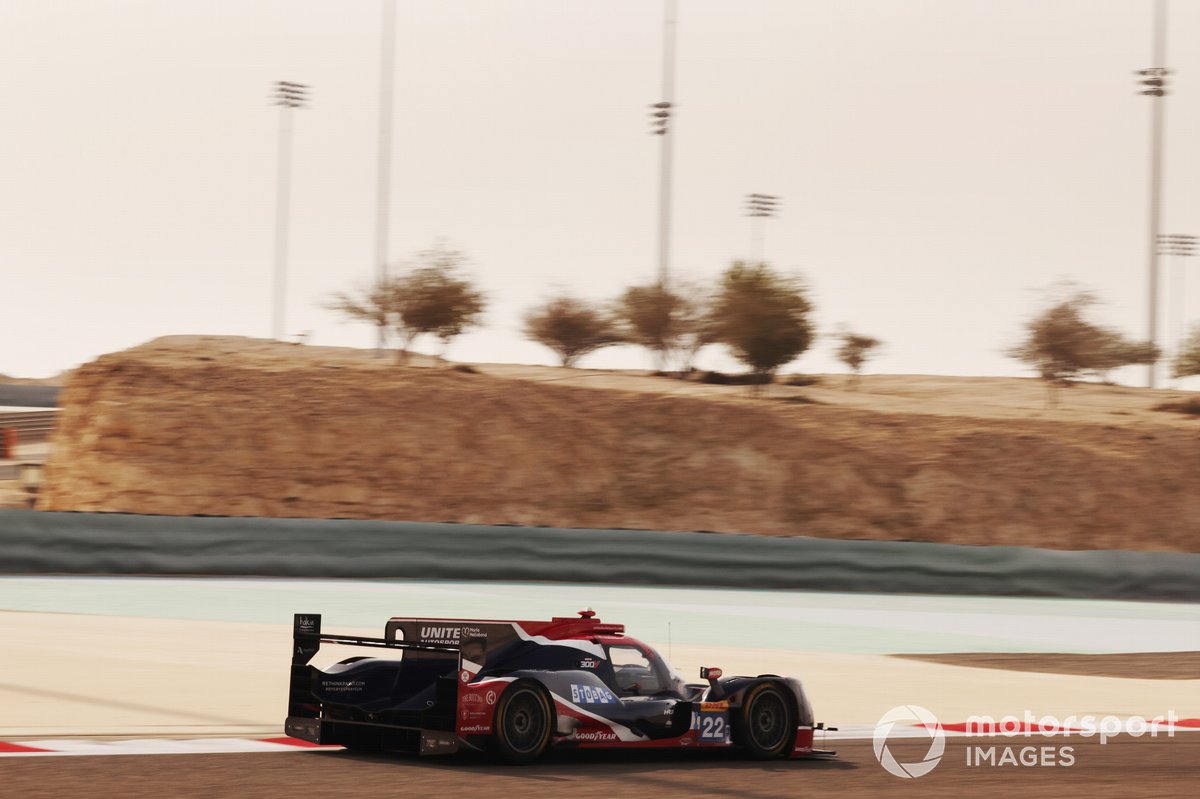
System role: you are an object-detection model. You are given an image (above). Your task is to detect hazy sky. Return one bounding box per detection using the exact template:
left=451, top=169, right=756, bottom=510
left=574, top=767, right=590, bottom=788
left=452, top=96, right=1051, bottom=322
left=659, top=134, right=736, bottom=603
left=5, top=0, right=1200, bottom=385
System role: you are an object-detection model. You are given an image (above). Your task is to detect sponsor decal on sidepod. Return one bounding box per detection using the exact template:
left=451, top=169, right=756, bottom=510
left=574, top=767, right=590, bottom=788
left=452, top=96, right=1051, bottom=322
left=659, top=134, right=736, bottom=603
left=570, top=684, right=618, bottom=705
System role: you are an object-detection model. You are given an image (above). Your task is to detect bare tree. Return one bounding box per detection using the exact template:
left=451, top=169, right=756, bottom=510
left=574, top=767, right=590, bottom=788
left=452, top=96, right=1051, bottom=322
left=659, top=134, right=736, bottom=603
left=613, top=281, right=714, bottom=372
left=709, top=262, right=814, bottom=392
left=394, top=245, right=486, bottom=362
left=326, top=243, right=485, bottom=365
left=673, top=285, right=717, bottom=374
left=324, top=277, right=400, bottom=352
left=1088, top=334, right=1159, bottom=384
left=1173, top=324, right=1200, bottom=379
left=836, top=331, right=882, bottom=388
left=1008, top=287, right=1158, bottom=406
left=523, top=295, right=624, bottom=368
left=614, top=283, right=678, bottom=370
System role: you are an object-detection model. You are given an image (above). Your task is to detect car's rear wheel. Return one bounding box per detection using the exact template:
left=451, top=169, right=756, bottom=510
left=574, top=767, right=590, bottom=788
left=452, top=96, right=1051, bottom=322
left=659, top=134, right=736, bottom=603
left=492, top=683, right=553, bottom=764
left=738, top=684, right=794, bottom=759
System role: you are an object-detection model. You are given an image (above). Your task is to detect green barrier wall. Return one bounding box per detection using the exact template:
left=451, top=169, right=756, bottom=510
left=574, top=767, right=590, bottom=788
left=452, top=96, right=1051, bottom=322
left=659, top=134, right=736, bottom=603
left=0, top=510, right=1196, bottom=601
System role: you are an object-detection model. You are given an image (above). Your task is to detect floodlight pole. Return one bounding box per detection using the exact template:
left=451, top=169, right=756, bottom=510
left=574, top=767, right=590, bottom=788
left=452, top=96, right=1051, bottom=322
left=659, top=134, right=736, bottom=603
left=374, top=0, right=397, bottom=354
left=745, top=193, right=780, bottom=264
left=1159, top=233, right=1196, bottom=381
left=271, top=81, right=309, bottom=341
left=650, top=0, right=678, bottom=289
left=1138, top=0, right=1169, bottom=388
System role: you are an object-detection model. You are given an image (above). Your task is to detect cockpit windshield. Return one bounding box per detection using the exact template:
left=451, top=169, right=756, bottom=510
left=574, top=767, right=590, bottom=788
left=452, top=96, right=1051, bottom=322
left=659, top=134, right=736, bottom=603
left=604, top=642, right=688, bottom=698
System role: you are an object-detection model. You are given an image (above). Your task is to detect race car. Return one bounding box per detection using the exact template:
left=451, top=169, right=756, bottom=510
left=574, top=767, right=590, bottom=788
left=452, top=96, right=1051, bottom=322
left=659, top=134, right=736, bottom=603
left=285, top=610, right=835, bottom=763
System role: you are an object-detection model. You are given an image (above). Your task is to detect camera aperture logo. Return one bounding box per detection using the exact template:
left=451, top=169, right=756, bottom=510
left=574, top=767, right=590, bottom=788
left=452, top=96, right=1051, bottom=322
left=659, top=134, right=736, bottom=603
left=873, top=706, right=1177, bottom=777
left=873, top=705, right=945, bottom=779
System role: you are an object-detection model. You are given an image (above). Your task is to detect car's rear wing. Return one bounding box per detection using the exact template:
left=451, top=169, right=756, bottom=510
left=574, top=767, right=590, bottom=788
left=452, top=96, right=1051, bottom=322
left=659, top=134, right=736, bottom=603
left=288, top=613, right=461, bottom=720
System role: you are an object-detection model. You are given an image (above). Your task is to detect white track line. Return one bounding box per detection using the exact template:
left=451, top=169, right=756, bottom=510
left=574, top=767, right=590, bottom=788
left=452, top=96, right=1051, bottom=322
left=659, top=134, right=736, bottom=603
left=0, top=737, right=340, bottom=757
left=3, top=723, right=1197, bottom=756
left=824, top=723, right=1200, bottom=740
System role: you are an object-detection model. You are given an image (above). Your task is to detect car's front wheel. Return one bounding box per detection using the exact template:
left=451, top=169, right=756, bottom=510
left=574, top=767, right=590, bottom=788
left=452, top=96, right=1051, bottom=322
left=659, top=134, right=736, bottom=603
left=737, top=683, right=795, bottom=759
left=492, top=682, right=553, bottom=764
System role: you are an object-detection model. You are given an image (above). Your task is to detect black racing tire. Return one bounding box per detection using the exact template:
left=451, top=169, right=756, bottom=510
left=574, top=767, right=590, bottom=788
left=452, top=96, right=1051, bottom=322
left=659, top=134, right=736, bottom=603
left=492, top=682, right=553, bottom=765
left=737, top=683, right=795, bottom=759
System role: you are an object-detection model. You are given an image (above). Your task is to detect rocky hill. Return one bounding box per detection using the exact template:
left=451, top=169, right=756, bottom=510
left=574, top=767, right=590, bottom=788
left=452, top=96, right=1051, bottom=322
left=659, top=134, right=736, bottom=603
left=36, top=336, right=1200, bottom=552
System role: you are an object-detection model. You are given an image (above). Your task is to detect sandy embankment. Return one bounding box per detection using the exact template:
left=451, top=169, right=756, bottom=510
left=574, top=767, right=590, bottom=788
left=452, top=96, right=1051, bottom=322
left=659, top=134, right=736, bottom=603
left=33, top=335, right=1200, bottom=552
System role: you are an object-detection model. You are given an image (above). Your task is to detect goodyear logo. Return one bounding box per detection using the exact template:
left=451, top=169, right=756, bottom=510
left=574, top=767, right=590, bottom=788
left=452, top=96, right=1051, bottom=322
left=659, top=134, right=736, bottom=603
left=570, top=684, right=618, bottom=705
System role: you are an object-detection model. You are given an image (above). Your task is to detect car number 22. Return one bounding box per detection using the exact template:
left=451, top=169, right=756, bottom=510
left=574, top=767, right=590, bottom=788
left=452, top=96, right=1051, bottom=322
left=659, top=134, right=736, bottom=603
left=695, top=709, right=730, bottom=742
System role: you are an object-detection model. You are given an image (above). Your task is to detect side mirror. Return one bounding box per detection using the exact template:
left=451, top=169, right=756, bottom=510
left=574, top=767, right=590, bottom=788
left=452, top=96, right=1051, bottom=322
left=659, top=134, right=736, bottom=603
left=700, top=666, right=725, bottom=700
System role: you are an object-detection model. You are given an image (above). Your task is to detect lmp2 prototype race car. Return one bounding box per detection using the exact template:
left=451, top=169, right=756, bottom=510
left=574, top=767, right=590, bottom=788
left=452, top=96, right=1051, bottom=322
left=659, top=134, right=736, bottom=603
left=285, top=610, right=835, bottom=763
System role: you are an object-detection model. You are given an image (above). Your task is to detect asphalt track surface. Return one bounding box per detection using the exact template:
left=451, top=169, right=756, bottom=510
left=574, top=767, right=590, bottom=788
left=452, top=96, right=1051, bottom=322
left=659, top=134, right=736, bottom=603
left=2, top=737, right=1195, bottom=798
left=4, top=578, right=1195, bottom=795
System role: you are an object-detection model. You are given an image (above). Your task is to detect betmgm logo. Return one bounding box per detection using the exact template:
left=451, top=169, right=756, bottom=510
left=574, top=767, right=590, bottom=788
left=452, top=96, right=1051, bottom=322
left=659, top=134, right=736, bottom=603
left=873, top=705, right=945, bottom=779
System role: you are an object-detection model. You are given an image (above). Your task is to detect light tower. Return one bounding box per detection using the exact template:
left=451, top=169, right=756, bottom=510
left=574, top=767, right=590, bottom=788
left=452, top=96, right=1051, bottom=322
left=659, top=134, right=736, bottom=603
left=374, top=0, right=397, bottom=354
left=744, top=194, right=780, bottom=264
left=648, top=0, right=678, bottom=288
left=1135, top=0, right=1169, bottom=387
left=270, top=80, right=309, bottom=341
left=1159, top=232, right=1197, bottom=380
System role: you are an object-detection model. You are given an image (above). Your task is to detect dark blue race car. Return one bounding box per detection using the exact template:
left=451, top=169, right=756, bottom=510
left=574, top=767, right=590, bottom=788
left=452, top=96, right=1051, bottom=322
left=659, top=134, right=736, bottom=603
left=285, top=610, right=835, bottom=764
